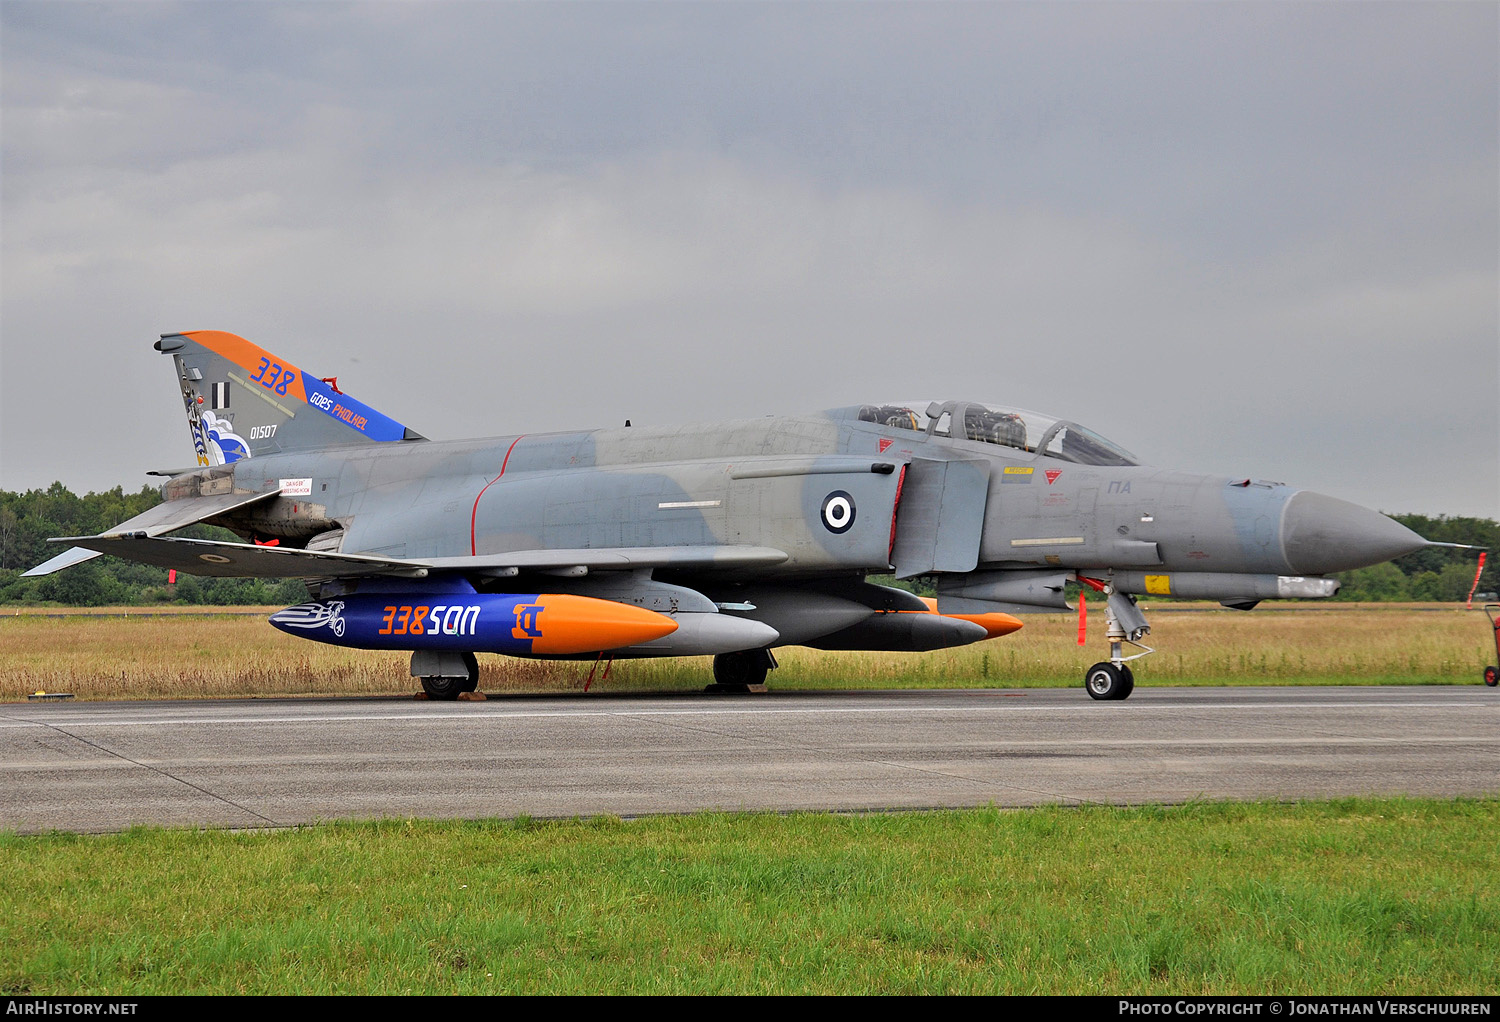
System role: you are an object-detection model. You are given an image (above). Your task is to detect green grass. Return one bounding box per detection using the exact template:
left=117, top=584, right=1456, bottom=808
left=3, top=799, right=1497, bottom=994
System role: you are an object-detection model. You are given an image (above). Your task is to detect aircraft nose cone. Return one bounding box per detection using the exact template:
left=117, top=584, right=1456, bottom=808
left=1281, top=491, right=1426, bottom=574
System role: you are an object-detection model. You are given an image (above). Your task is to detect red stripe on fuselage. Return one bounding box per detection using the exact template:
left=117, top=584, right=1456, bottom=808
left=471, top=435, right=526, bottom=556
left=888, top=463, right=907, bottom=561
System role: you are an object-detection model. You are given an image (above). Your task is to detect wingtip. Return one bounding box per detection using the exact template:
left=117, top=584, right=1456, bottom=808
left=21, top=545, right=103, bottom=576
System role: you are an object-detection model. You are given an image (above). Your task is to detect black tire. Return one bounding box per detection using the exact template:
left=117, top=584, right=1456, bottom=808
left=711, top=650, right=770, bottom=689
left=1084, top=662, right=1126, bottom=701
left=1118, top=666, right=1135, bottom=700
left=421, top=674, right=465, bottom=700
left=1485, top=666, right=1498, bottom=688
left=460, top=652, right=480, bottom=693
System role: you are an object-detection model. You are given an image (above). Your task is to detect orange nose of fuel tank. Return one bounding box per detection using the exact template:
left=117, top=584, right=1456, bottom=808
left=918, top=597, right=1024, bottom=639
left=523, top=594, right=680, bottom=654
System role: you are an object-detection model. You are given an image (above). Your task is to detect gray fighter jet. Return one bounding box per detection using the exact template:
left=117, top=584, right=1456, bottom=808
left=26, top=331, right=1438, bottom=699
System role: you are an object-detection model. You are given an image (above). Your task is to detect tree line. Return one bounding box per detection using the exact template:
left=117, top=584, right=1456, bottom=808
left=0, top=483, right=1494, bottom=606
left=0, top=483, right=306, bottom=606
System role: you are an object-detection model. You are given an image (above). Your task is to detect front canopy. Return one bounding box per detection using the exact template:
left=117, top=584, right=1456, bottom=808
left=837, top=400, right=1140, bottom=467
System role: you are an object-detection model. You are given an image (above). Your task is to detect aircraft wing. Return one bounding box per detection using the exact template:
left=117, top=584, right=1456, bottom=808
left=424, top=546, right=790, bottom=573
left=44, top=534, right=431, bottom=578
left=38, top=533, right=789, bottom=579
left=22, top=490, right=282, bottom=576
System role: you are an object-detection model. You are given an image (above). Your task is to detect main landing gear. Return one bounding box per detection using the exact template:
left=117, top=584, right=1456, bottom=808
left=706, top=648, right=777, bottom=693
left=1082, top=581, right=1153, bottom=701
left=413, top=651, right=480, bottom=701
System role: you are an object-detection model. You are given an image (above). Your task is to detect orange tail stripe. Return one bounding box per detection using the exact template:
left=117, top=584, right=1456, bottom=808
left=183, top=330, right=309, bottom=402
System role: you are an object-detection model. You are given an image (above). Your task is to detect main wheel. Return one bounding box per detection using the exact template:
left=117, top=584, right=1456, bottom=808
left=421, top=674, right=465, bottom=700
left=1084, top=662, right=1128, bottom=701
left=709, top=650, right=770, bottom=692
left=1485, top=666, right=1498, bottom=688
left=460, top=652, right=480, bottom=693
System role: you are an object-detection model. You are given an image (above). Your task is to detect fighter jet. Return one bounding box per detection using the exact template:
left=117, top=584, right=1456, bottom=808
left=25, top=330, right=1437, bottom=700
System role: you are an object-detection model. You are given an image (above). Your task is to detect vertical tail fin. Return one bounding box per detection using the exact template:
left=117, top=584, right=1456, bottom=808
left=155, top=331, right=423, bottom=465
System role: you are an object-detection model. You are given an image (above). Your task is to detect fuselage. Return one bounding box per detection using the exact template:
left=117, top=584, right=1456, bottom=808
left=184, top=403, right=1421, bottom=584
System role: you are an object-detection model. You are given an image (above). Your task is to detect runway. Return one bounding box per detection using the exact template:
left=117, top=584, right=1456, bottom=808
left=1, top=686, right=1496, bottom=833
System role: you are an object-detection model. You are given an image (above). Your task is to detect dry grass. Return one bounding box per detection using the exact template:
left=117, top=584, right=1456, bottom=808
left=0, top=603, right=1490, bottom=701
left=0, top=611, right=411, bottom=700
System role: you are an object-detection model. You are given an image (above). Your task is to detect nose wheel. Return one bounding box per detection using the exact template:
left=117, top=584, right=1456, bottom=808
left=1085, top=662, right=1135, bottom=700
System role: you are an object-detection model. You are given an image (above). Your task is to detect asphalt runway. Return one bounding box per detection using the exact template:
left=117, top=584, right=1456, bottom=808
left=1, top=686, right=1496, bottom=834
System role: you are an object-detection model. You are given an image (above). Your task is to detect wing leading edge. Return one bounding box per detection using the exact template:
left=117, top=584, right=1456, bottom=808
left=39, top=533, right=790, bottom=579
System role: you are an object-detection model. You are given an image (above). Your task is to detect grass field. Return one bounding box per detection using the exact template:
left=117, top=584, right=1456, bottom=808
left=1, top=603, right=1490, bottom=700
left=2, top=799, right=1495, bottom=995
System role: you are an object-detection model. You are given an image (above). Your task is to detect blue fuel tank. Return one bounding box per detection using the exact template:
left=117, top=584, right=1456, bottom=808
left=269, top=593, right=678, bottom=655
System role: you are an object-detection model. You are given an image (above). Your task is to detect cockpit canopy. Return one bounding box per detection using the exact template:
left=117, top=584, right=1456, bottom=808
left=838, top=400, right=1140, bottom=467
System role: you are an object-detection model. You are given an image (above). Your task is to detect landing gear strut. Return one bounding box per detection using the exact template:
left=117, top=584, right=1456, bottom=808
left=707, top=648, right=777, bottom=693
left=413, top=651, right=480, bottom=700
left=1082, top=581, right=1152, bottom=701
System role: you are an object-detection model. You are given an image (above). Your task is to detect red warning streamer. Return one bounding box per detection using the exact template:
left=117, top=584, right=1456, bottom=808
left=1465, top=551, right=1487, bottom=609
left=1074, top=576, right=1108, bottom=646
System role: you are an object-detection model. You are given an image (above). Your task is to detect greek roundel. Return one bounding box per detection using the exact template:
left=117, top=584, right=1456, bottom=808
left=821, top=490, right=856, bottom=534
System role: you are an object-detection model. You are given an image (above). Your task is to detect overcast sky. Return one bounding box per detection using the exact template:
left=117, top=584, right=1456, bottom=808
left=2, top=1, right=1496, bottom=517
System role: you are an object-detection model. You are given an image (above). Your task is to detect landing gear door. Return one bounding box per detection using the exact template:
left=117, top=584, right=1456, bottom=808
left=890, top=457, right=991, bottom=579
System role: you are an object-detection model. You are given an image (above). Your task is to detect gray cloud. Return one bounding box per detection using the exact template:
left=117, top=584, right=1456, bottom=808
left=3, top=1, right=1495, bottom=517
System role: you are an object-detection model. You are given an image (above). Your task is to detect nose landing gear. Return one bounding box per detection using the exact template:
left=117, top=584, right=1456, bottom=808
left=1081, top=579, right=1153, bottom=701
